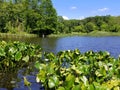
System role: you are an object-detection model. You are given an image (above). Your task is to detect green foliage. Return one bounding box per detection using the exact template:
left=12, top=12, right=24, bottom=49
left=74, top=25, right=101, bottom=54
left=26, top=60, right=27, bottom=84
left=1, top=41, right=120, bottom=89
left=85, top=22, right=96, bottom=33
left=0, top=0, right=57, bottom=36
left=57, top=15, right=120, bottom=34
left=0, top=41, right=42, bottom=72
left=35, top=49, right=120, bottom=89
left=35, top=0, right=57, bottom=36
left=1, top=1, right=120, bottom=36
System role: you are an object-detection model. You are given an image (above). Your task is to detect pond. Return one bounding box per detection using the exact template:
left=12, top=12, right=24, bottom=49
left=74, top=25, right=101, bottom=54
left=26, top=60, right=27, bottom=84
left=1, top=36, right=120, bottom=89
left=37, top=36, right=120, bottom=58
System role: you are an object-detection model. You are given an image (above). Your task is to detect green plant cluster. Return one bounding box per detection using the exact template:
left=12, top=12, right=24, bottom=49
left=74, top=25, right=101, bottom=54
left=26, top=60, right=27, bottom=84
left=35, top=49, right=120, bottom=90
left=1, top=41, right=120, bottom=89
left=0, top=41, right=42, bottom=72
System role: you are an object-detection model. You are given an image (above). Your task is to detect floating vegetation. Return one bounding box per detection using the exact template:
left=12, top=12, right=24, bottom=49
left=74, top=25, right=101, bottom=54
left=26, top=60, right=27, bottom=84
left=1, top=41, right=120, bottom=89
left=35, top=49, right=120, bottom=90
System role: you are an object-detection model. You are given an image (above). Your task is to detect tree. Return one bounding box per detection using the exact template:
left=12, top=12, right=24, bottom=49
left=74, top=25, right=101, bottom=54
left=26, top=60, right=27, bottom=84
left=57, top=16, right=65, bottom=33
left=36, top=0, right=58, bottom=36
left=74, top=25, right=85, bottom=32
left=85, top=22, right=96, bottom=33
left=100, top=22, right=109, bottom=31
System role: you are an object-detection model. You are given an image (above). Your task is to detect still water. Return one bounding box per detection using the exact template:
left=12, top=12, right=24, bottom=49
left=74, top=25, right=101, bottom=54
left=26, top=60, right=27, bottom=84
left=38, top=36, right=120, bottom=58
left=1, top=36, right=120, bottom=89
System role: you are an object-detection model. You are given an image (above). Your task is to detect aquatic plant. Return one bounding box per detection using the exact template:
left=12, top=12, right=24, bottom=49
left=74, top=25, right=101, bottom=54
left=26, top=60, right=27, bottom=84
left=0, top=41, right=42, bottom=72
left=35, top=49, right=120, bottom=90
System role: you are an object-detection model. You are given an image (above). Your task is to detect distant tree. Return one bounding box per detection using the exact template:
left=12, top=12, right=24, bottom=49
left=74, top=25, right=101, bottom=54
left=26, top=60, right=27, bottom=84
left=85, top=22, right=96, bottom=33
left=74, top=25, right=85, bottom=32
left=57, top=16, right=64, bottom=33
left=100, top=22, right=109, bottom=31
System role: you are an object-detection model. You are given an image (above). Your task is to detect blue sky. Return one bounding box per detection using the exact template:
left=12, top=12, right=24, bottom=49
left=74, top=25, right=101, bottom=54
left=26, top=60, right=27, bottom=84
left=52, top=0, right=120, bottom=20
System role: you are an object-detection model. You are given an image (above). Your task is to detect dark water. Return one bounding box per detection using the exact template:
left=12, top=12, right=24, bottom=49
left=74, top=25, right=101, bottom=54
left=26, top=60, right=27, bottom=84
left=1, top=36, right=120, bottom=89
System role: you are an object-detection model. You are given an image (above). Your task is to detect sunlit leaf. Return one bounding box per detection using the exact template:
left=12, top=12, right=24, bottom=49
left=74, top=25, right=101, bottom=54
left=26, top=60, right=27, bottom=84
left=57, top=87, right=65, bottom=90
left=87, top=84, right=94, bottom=90
left=0, top=48, right=5, bottom=56
left=65, top=74, right=75, bottom=89
left=34, top=61, right=41, bottom=70
left=15, top=51, right=22, bottom=61
left=81, top=76, right=88, bottom=86
left=52, top=75, right=59, bottom=86
left=22, top=55, right=29, bottom=62
left=48, top=78, right=56, bottom=88
left=72, top=85, right=81, bottom=90
left=8, top=46, right=18, bottom=55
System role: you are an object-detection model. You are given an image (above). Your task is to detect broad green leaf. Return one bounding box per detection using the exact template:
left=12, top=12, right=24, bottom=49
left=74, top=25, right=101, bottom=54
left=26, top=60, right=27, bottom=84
left=0, top=48, right=5, bottom=56
left=72, top=85, right=81, bottom=90
left=81, top=76, right=88, bottom=86
left=74, top=49, right=80, bottom=55
left=57, top=87, right=65, bottom=90
left=15, top=52, right=22, bottom=61
left=8, top=46, right=18, bottom=55
left=52, top=75, right=59, bottom=86
left=75, top=77, right=80, bottom=83
left=95, top=70, right=103, bottom=77
left=48, top=78, right=56, bottom=88
left=87, top=84, right=95, bottom=90
left=48, top=75, right=59, bottom=88
left=47, top=63, right=55, bottom=74
left=65, top=74, right=75, bottom=89
left=22, top=55, right=29, bottom=62
left=37, top=70, right=46, bottom=82
left=113, top=86, right=120, bottom=90
left=34, top=61, right=41, bottom=70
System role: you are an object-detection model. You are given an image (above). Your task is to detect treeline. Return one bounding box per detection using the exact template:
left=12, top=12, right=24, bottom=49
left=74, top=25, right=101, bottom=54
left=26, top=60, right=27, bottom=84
left=57, top=15, right=120, bottom=34
left=0, top=0, right=120, bottom=36
left=0, top=0, right=57, bottom=36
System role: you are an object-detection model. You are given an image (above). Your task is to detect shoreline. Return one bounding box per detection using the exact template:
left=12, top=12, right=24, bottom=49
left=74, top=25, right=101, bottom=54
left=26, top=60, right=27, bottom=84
left=0, top=33, right=38, bottom=39
left=1, top=31, right=120, bottom=39
left=48, top=31, right=120, bottom=37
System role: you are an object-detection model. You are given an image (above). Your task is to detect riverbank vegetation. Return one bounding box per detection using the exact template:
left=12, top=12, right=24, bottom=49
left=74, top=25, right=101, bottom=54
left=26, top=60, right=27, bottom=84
left=48, top=31, right=120, bottom=37
left=0, top=1, right=120, bottom=37
left=0, top=33, right=38, bottom=39
left=56, top=15, right=120, bottom=35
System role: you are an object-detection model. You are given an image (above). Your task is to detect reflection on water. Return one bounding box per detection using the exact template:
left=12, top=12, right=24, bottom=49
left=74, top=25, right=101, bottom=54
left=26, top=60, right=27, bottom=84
left=1, top=36, right=120, bottom=89
left=40, top=37, right=58, bottom=53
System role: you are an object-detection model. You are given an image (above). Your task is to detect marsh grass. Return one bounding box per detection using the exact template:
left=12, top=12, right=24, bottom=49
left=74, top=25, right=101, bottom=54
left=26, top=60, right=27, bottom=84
left=0, top=33, right=38, bottom=39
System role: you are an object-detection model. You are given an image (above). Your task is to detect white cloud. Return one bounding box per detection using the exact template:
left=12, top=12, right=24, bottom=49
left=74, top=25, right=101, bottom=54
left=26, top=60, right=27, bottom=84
left=79, top=16, right=85, bottom=20
left=98, top=8, right=109, bottom=12
left=71, top=6, right=77, bottom=10
left=62, top=16, right=69, bottom=20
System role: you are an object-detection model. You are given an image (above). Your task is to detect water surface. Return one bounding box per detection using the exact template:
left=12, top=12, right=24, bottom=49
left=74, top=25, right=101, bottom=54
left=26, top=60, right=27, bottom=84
left=35, top=36, right=120, bottom=58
